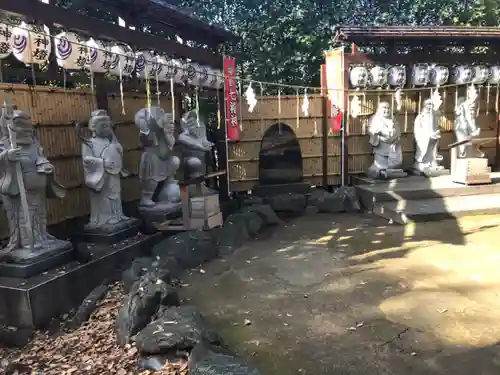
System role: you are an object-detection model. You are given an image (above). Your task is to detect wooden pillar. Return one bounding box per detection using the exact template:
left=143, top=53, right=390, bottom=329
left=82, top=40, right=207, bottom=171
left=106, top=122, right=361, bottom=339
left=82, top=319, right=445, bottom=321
left=320, top=64, right=329, bottom=188
left=217, top=88, right=229, bottom=201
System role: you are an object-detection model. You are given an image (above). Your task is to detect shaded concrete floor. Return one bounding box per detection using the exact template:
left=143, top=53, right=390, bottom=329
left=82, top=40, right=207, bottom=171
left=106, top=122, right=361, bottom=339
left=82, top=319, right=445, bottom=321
left=180, top=212, right=500, bottom=375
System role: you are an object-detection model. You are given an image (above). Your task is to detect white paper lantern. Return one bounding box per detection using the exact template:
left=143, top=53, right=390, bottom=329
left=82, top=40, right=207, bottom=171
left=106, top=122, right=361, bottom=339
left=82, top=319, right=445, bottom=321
left=213, top=68, right=224, bottom=89
left=187, top=62, right=202, bottom=86
left=488, top=66, right=500, bottom=85
left=198, top=65, right=210, bottom=88
left=0, top=22, right=12, bottom=59
left=54, top=31, right=87, bottom=70
left=206, top=67, right=218, bottom=88
left=472, top=65, right=490, bottom=84
left=134, top=50, right=158, bottom=79
left=155, top=55, right=168, bottom=81
left=451, top=65, right=474, bottom=84
left=349, top=66, right=369, bottom=88
left=109, top=44, right=135, bottom=77
left=153, top=55, right=164, bottom=80
left=86, top=38, right=107, bottom=73
left=172, top=59, right=186, bottom=84
left=387, top=65, right=406, bottom=87
left=11, top=22, right=51, bottom=65
left=369, top=65, right=388, bottom=87
left=429, top=65, right=449, bottom=86
left=410, top=64, right=430, bottom=86
left=158, top=56, right=179, bottom=82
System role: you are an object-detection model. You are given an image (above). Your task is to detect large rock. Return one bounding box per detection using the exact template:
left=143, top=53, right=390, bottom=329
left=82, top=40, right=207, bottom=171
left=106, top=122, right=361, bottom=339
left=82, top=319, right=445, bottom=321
left=267, top=193, right=307, bottom=214
left=135, top=306, right=222, bottom=354
left=309, top=187, right=360, bottom=213
left=188, top=342, right=262, bottom=375
left=240, top=204, right=282, bottom=226
left=227, top=212, right=264, bottom=237
left=115, top=273, right=179, bottom=346
left=152, top=230, right=217, bottom=270
left=213, top=216, right=250, bottom=256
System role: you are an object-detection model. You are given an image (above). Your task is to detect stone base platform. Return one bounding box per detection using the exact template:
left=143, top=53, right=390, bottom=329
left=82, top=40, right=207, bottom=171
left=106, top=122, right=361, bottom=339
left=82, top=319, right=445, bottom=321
left=0, top=233, right=161, bottom=329
left=353, top=172, right=500, bottom=224
left=82, top=218, right=141, bottom=244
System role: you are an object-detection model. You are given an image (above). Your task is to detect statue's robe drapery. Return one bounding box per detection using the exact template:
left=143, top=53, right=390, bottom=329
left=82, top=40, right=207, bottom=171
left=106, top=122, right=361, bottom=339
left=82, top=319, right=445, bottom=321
left=454, top=103, right=479, bottom=157
left=0, top=141, right=65, bottom=250
left=82, top=136, right=127, bottom=229
left=367, top=116, right=403, bottom=171
left=414, top=112, right=440, bottom=165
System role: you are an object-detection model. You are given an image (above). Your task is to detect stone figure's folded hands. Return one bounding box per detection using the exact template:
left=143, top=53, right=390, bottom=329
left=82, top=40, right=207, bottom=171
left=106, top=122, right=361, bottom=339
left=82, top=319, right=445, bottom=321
left=6, top=147, right=22, bottom=162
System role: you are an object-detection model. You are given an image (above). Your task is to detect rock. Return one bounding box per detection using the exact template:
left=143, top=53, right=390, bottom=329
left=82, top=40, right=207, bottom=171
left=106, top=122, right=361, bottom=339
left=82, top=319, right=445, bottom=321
left=115, top=273, right=179, bottom=346
left=65, top=284, right=109, bottom=330
left=240, top=204, right=282, bottom=226
left=309, top=187, right=360, bottom=213
left=240, top=196, right=264, bottom=206
left=152, top=230, right=217, bottom=270
left=122, top=257, right=180, bottom=294
left=135, top=306, right=222, bottom=354
left=226, top=212, right=263, bottom=236
left=188, top=342, right=262, bottom=375
left=267, top=193, right=307, bottom=214
left=214, top=217, right=250, bottom=256
left=0, top=326, right=34, bottom=347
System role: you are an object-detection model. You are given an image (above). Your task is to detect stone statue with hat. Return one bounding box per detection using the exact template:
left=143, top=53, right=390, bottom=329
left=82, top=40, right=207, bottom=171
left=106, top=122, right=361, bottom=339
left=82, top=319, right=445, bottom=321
left=0, top=96, right=71, bottom=265
left=135, top=106, right=182, bottom=219
left=77, top=109, right=139, bottom=241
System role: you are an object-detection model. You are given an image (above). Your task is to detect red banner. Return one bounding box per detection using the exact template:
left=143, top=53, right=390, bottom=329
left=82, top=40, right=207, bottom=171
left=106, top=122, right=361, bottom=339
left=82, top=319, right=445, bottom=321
left=223, top=57, right=240, bottom=141
left=330, top=103, right=343, bottom=133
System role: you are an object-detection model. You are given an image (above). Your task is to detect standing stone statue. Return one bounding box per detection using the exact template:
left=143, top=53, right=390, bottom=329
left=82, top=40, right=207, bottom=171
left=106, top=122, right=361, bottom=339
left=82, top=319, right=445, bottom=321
left=78, top=110, right=138, bottom=239
left=177, top=110, right=214, bottom=180
left=454, top=96, right=480, bottom=158
left=366, top=101, right=407, bottom=180
left=135, top=107, right=181, bottom=216
left=0, top=106, right=71, bottom=262
left=413, top=98, right=446, bottom=176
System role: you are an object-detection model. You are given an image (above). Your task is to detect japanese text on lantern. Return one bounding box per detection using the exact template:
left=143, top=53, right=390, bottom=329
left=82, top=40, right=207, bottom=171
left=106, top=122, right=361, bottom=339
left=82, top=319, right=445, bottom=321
left=224, top=57, right=241, bottom=141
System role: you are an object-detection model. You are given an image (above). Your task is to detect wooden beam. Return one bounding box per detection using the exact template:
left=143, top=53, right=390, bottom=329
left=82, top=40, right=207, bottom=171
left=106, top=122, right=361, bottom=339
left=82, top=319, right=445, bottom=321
left=0, top=0, right=222, bottom=67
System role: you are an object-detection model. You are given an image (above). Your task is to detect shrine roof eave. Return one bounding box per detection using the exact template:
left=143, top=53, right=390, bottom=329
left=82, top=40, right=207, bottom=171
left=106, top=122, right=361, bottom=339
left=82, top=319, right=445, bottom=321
left=336, top=25, right=500, bottom=43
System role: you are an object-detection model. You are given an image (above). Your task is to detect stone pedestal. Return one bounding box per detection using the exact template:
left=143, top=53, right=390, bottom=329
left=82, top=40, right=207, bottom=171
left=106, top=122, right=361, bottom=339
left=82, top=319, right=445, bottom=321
left=410, top=167, right=450, bottom=178
left=451, top=146, right=492, bottom=185
left=0, top=239, right=74, bottom=278
left=82, top=217, right=141, bottom=244
left=139, top=202, right=182, bottom=224
left=0, top=233, right=162, bottom=330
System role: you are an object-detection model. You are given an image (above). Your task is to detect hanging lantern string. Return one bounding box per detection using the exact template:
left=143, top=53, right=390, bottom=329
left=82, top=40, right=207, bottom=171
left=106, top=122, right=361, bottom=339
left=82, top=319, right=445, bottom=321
left=118, top=60, right=125, bottom=115
left=155, top=68, right=161, bottom=106
left=195, top=87, right=200, bottom=127
left=170, top=77, right=175, bottom=122
left=259, top=82, right=264, bottom=135
left=145, top=73, right=152, bottom=110
left=2, top=21, right=492, bottom=96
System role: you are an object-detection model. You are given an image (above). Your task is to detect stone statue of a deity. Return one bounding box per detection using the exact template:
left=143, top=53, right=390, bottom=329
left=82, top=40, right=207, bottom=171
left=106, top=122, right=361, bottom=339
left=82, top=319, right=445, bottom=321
left=366, top=102, right=407, bottom=180
left=0, top=107, right=71, bottom=263
left=135, top=107, right=181, bottom=215
left=177, top=110, right=214, bottom=180
left=454, top=96, right=480, bottom=158
left=78, top=110, right=138, bottom=239
left=413, top=98, right=446, bottom=176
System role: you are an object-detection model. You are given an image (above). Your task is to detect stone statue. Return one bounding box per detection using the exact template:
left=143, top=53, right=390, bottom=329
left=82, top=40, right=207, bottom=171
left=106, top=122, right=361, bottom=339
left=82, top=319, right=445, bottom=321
left=135, top=106, right=181, bottom=215
left=0, top=107, right=71, bottom=262
left=177, top=110, right=214, bottom=180
left=78, top=110, right=138, bottom=238
left=454, top=96, right=480, bottom=158
left=413, top=98, right=446, bottom=176
left=366, top=101, right=407, bottom=180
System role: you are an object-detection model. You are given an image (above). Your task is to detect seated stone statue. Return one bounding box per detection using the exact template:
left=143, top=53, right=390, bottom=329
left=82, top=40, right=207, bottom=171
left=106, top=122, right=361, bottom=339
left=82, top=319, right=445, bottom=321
left=177, top=110, right=214, bottom=180
left=0, top=108, right=71, bottom=262
left=134, top=106, right=181, bottom=215
left=413, top=98, right=446, bottom=176
left=79, top=110, right=138, bottom=236
left=366, top=102, right=407, bottom=180
left=454, top=96, right=481, bottom=158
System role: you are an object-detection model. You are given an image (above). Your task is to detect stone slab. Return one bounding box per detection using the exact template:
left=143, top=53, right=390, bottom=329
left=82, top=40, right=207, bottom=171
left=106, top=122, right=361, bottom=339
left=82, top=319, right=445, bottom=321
left=0, top=233, right=162, bottom=329
left=0, top=241, right=74, bottom=278
left=373, top=193, right=500, bottom=224
left=82, top=218, right=141, bottom=244
left=353, top=172, right=500, bottom=210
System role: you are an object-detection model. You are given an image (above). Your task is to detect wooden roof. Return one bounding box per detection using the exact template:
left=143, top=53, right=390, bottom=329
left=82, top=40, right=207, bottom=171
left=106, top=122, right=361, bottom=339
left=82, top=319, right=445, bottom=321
left=336, top=25, right=500, bottom=43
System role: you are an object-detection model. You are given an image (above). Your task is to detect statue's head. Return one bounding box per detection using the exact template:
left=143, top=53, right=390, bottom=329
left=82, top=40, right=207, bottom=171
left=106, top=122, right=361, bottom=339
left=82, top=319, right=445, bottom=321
left=10, top=110, right=34, bottom=144
left=376, top=102, right=391, bottom=118
left=422, top=99, right=433, bottom=113
left=89, top=109, right=113, bottom=138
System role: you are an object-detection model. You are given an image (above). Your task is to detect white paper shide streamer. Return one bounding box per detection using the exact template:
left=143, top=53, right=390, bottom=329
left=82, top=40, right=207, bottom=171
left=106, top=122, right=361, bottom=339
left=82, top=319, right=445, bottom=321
left=245, top=82, right=257, bottom=112
left=302, top=90, right=309, bottom=116
left=11, top=22, right=51, bottom=65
